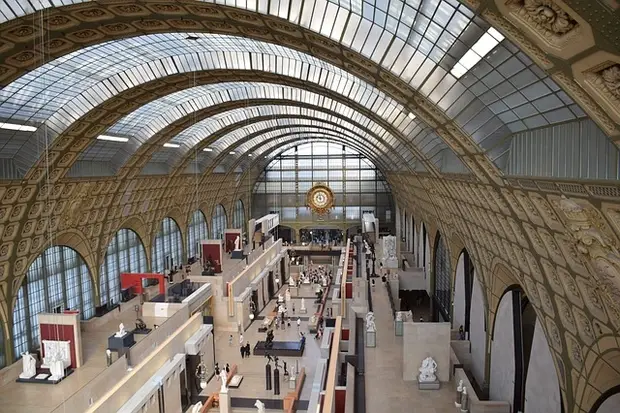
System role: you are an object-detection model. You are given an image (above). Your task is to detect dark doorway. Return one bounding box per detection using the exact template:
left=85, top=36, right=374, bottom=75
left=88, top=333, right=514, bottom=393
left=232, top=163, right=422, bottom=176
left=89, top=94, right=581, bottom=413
left=267, top=270, right=275, bottom=298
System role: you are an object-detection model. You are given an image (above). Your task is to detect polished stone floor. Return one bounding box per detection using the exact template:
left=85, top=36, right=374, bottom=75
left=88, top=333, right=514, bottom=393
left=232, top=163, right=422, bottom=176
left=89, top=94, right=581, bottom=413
left=365, top=277, right=456, bottom=413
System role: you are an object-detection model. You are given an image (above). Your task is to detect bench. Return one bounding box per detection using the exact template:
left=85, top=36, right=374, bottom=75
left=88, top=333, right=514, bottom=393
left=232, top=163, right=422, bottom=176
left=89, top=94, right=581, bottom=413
left=283, top=367, right=306, bottom=412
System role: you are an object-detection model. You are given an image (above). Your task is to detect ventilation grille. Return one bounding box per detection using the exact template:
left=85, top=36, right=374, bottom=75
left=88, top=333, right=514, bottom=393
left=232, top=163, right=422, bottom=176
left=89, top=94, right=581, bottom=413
left=585, top=185, right=620, bottom=199
left=536, top=181, right=559, bottom=192
left=556, top=183, right=587, bottom=195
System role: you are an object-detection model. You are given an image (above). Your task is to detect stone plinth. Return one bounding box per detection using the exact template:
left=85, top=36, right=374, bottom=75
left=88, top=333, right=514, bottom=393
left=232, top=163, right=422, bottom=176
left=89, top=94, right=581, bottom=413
left=219, top=390, right=231, bottom=413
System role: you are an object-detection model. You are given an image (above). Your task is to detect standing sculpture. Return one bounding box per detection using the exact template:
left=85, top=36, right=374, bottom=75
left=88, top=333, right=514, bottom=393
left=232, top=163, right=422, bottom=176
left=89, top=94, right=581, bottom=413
left=19, top=352, right=37, bottom=379
left=460, top=386, right=470, bottom=412
left=365, top=312, right=376, bottom=332
left=219, top=368, right=229, bottom=392
left=254, top=399, right=266, bottom=413
left=455, top=379, right=464, bottom=406
left=115, top=323, right=126, bottom=337
left=234, top=235, right=241, bottom=251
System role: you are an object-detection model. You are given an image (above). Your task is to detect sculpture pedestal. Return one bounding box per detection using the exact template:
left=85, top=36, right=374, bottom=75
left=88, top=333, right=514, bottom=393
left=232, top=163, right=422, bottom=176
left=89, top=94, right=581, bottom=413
left=289, top=375, right=297, bottom=390
left=366, top=330, right=376, bottom=347
left=231, top=249, right=244, bottom=259
left=418, top=377, right=440, bottom=390
left=299, top=307, right=307, bottom=314
left=219, top=389, right=232, bottom=413
left=383, top=257, right=399, bottom=269
left=394, top=319, right=403, bottom=336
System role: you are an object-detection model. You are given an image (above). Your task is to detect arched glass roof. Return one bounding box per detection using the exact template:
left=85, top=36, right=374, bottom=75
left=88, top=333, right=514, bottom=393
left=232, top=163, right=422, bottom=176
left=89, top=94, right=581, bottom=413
left=0, top=1, right=594, bottom=178
left=138, top=111, right=411, bottom=175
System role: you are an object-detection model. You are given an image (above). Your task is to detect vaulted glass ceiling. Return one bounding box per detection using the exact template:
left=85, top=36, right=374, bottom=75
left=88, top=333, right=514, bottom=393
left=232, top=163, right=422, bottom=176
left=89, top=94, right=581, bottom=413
left=0, top=0, right=595, bottom=179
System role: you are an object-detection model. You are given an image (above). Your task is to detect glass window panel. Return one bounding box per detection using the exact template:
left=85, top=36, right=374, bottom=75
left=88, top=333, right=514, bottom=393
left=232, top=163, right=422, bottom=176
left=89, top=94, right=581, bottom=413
left=13, top=245, right=95, bottom=357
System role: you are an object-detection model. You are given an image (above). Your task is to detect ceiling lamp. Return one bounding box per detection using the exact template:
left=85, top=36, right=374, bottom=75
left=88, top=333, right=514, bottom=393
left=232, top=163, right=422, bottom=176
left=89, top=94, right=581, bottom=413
left=229, top=151, right=236, bottom=155
left=97, top=135, right=129, bottom=142
left=407, top=112, right=415, bottom=119
left=0, top=122, right=37, bottom=132
left=163, top=143, right=180, bottom=148
left=203, top=148, right=213, bottom=152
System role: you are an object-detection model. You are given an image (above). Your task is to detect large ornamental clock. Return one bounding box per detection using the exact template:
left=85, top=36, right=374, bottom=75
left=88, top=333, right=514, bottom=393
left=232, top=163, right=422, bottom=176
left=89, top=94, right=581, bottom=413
left=306, top=183, right=335, bottom=215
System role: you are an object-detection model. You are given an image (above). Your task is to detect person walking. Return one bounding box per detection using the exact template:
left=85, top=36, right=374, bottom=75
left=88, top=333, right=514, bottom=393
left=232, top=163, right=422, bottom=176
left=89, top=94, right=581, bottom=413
left=239, top=333, right=244, bottom=347
left=240, top=343, right=245, bottom=359
left=245, top=342, right=251, bottom=358
left=228, top=334, right=233, bottom=346
left=297, top=317, right=301, bottom=332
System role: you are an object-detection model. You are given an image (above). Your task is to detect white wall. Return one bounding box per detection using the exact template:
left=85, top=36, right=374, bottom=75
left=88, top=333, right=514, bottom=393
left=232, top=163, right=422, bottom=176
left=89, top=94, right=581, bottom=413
left=470, top=271, right=487, bottom=387
left=453, top=253, right=466, bottom=330
left=524, top=318, right=561, bottom=413
left=597, top=393, right=620, bottom=413
left=403, top=322, right=452, bottom=382
left=424, top=231, right=431, bottom=293
left=490, top=292, right=515, bottom=408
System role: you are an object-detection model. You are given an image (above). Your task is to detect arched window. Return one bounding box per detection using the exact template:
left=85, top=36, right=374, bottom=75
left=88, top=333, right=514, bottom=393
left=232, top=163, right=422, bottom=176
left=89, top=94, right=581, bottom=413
left=232, top=200, right=245, bottom=230
left=433, top=232, right=451, bottom=322
left=188, top=210, right=208, bottom=258
left=13, top=246, right=95, bottom=356
left=152, top=217, right=183, bottom=273
left=212, top=204, right=227, bottom=239
left=100, top=229, right=147, bottom=306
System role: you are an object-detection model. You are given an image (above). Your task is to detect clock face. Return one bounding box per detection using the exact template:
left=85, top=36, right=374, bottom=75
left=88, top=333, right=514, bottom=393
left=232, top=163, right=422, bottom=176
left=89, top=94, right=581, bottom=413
left=313, top=190, right=329, bottom=207
left=307, top=183, right=334, bottom=215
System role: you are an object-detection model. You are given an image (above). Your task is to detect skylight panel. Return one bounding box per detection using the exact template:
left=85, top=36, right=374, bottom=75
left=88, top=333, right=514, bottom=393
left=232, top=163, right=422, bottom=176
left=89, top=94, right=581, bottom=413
left=451, top=27, right=505, bottom=79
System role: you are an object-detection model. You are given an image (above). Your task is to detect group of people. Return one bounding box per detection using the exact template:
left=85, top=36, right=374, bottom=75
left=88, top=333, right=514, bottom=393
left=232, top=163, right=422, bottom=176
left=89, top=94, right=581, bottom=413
left=240, top=342, right=252, bottom=358
left=214, top=362, right=230, bottom=380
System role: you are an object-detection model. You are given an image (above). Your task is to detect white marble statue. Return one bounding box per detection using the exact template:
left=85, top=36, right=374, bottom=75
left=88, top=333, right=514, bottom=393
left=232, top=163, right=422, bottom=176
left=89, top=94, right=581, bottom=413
left=20, top=352, right=37, bottom=379
left=365, top=312, right=376, bottom=332
left=254, top=399, right=266, bottom=413
left=219, top=368, right=229, bottom=392
left=395, top=312, right=403, bottom=322
left=49, top=352, right=65, bottom=380
left=300, top=298, right=306, bottom=311
left=278, top=304, right=287, bottom=315
left=289, top=275, right=296, bottom=286
left=285, top=289, right=291, bottom=303
left=115, top=322, right=126, bottom=337
left=419, top=356, right=438, bottom=382
left=191, top=402, right=203, bottom=413
left=234, top=235, right=241, bottom=250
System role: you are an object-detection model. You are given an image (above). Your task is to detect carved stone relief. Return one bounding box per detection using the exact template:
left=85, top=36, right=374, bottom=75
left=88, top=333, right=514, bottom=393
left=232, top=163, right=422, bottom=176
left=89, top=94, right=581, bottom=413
left=537, top=228, right=566, bottom=267
left=541, top=258, right=565, bottom=296
left=545, top=316, right=564, bottom=352
left=523, top=222, right=549, bottom=257
left=555, top=295, right=577, bottom=335
left=575, top=277, right=608, bottom=323
left=556, top=266, right=584, bottom=308
left=498, top=0, right=594, bottom=59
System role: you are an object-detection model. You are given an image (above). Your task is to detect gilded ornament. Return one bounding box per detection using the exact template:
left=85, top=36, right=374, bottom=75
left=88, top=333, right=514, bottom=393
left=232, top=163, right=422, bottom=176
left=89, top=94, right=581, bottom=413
left=600, top=64, right=620, bottom=100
